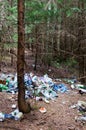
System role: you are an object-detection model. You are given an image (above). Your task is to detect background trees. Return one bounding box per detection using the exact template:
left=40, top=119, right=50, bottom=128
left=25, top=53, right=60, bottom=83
left=0, top=1, right=86, bottom=83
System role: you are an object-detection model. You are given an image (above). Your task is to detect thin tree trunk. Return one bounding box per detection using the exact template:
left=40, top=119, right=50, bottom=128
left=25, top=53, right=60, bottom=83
left=17, top=0, right=31, bottom=113
left=34, top=25, right=38, bottom=71
left=78, top=0, right=85, bottom=83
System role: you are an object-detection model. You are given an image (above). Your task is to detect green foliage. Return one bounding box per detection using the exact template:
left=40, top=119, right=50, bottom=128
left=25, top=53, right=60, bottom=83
left=13, top=34, right=18, bottom=42
left=57, top=0, right=64, bottom=3
left=0, top=0, right=86, bottom=50
left=25, top=24, right=35, bottom=33
left=0, top=0, right=17, bottom=45
left=0, top=0, right=86, bottom=25
left=51, top=60, right=61, bottom=68
left=25, top=0, right=45, bottom=23
left=4, top=43, right=17, bottom=49
left=64, top=57, right=77, bottom=67
left=66, top=7, right=81, bottom=17
left=25, top=0, right=60, bottom=23
left=51, top=57, right=77, bottom=69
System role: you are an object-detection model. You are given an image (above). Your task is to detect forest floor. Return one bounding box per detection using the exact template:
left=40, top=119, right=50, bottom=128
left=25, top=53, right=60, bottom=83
left=0, top=50, right=86, bottom=130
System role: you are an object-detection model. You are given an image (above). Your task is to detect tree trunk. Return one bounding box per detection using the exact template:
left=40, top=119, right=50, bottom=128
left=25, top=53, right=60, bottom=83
left=34, top=25, right=38, bottom=71
left=78, top=0, right=85, bottom=83
left=17, top=0, right=31, bottom=113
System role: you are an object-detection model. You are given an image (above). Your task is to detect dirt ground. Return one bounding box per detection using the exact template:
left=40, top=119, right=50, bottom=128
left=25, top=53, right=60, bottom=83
left=0, top=51, right=86, bottom=130
left=0, top=78, right=86, bottom=130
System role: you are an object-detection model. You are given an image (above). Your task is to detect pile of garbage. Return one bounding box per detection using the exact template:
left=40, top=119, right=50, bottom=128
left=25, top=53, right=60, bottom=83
left=71, top=84, right=86, bottom=94
left=64, top=78, right=86, bottom=94
left=0, top=72, right=68, bottom=121
left=0, top=73, right=68, bottom=99
left=70, top=101, right=86, bottom=122
left=0, top=73, right=17, bottom=93
left=1, top=72, right=86, bottom=122
left=0, top=109, right=23, bottom=122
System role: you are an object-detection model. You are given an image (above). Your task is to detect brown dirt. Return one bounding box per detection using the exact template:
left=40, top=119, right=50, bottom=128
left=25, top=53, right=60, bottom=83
left=0, top=50, right=86, bottom=130
left=0, top=82, right=86, bottom=130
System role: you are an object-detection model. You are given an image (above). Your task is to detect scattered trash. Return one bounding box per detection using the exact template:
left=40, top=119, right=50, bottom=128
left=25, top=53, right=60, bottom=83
left=78, top=88, right=86, bottom=94
left=0, top=80, right=6, bottom=85
left=39, top=107, right=47, bottom=113
left=70, top=104, right=77, bottom=109
left=4, top=113, right=14, bottom=119
left=71, top=101, right=86, bottom=111
left=0, top=112, right=5, bottom=122
left=0, top=88, right=2, bottom=92
left=1, top=72, right=86, bottom=123
left=43, top=98, right=50, bottom=104
left=70, top=83, right=86, bottom=93
left=64, top=77, right=77, bottom=84
left=48, top=69, right=51, bottom=72
left=0, top=112, right=14, bottom=122
left=0, top=72, right=68, bottom=100
left=52, top=83, right=68, bottom=93
left=35, top=96, right=43, bottom=101
left=77, top=100, right=86, bottom=107
left=71, top=100, right=86, bottom=122
left=0, top=108, right=23, bottom=122
left=12, top=104, right=17, bottom=109
left=77, top=101, right=86, bottom=113
left=65, top=77, right=86, bottom=97
left=41, top=88, right=58, bottom=100
left=11, top=109, right=23, bottom=120
left=71, top=84, right=75, bottom=89
left=0, top=84, right=8, bottom=91
left=14, top=112, right=23, bottom=120
left=55, top=78, right=62, bottom=82
left=75, top=116, right=86, bottom=122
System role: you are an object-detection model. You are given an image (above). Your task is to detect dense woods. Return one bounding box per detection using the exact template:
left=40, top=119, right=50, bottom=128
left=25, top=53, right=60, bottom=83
left=0, top=1, right=86, bottom=130
left=0, top=0, right=86, bottom=83
left=0, top=1, right=86, bottom=86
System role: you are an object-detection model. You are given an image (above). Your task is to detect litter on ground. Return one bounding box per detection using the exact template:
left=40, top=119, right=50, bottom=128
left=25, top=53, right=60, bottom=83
left=0, top=72, right=86, bottom=122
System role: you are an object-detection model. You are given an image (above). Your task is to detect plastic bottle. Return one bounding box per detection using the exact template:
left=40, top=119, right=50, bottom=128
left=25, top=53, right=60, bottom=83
left=0, top=88, right=2, bottom=92
left=14, top=112, right=23, bottom=120
left=4, top=113, right=14, bottom=119
left=0, top=112, right=5, bottom=122
left=24, top=73, right=32, bottom=87
left=11, top=109, right=19, bottom=116
left=0, top=84, right=8, bottom=91
left=32, top=75, right=38, bottom=82
left=75, top=116, right=86, bottom=121
left=0, top=112, right=16, bottom=121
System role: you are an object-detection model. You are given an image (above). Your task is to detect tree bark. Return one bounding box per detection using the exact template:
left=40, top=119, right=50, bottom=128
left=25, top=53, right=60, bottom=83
left=78, top=0, right=85, bottom=83
left=17, top=0, right=31, bottom=113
